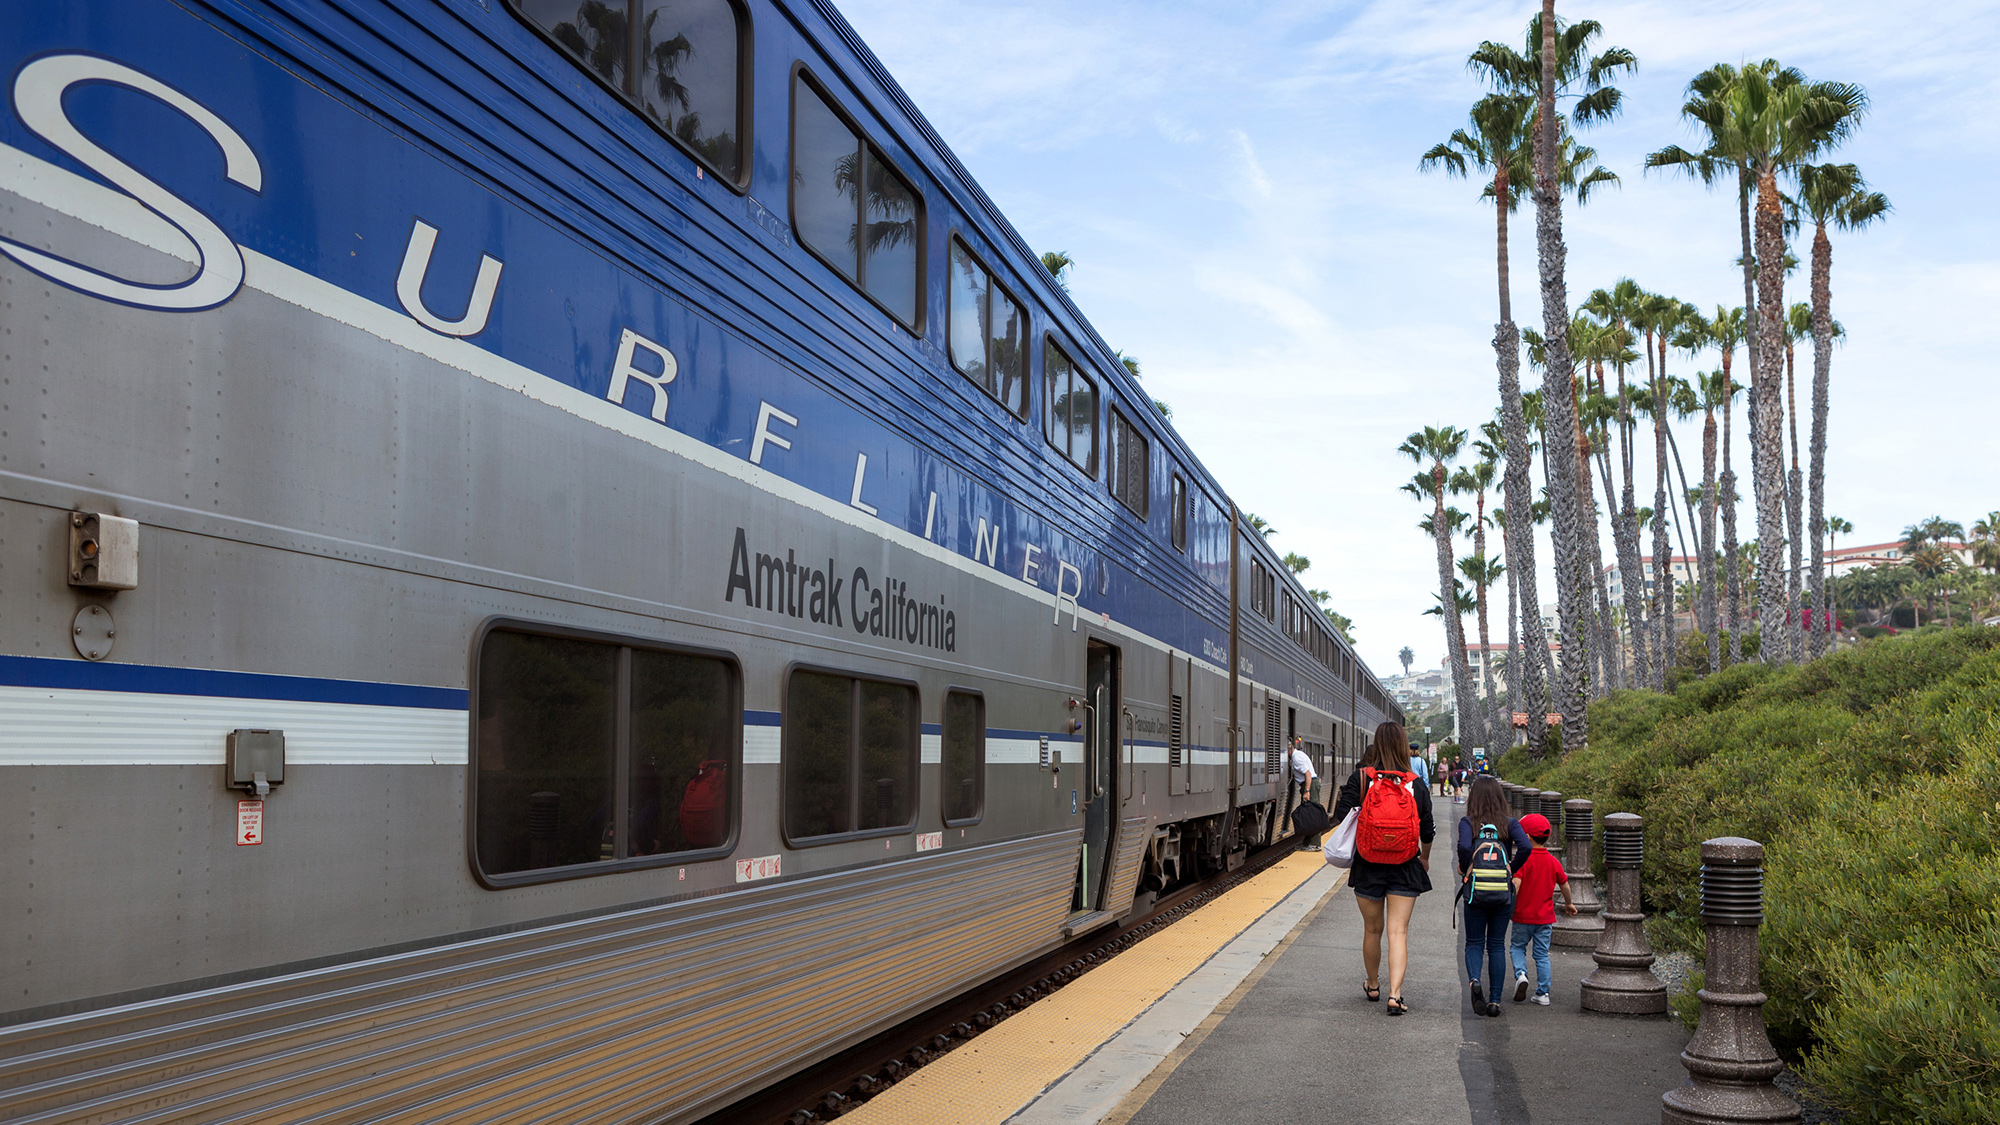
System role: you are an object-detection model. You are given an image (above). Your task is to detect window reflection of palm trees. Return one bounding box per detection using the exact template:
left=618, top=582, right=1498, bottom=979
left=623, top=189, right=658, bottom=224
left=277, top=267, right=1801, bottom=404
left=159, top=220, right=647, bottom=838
left=542, top=0, right=739, bottom=175
left=832, top=151, right=917, bottom=257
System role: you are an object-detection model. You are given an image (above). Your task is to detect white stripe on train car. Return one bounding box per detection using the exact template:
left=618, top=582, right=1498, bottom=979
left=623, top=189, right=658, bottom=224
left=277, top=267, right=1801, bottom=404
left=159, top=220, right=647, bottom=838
left=0, top=685, right=466, bottom=766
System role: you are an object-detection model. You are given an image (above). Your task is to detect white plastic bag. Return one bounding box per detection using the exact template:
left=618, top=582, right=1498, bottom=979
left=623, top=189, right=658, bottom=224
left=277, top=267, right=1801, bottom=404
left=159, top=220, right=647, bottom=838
left=1323, top=809, right=1359, bottom=868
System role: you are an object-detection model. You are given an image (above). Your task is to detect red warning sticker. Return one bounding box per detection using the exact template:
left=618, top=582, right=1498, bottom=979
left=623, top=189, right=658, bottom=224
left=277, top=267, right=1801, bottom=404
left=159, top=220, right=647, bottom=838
left=237, top=799, right=264, bottom=846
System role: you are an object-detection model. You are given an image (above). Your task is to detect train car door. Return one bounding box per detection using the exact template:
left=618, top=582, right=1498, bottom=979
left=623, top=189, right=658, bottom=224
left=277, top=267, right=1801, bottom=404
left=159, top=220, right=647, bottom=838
left=1074, top=640, right=1120, bottom=912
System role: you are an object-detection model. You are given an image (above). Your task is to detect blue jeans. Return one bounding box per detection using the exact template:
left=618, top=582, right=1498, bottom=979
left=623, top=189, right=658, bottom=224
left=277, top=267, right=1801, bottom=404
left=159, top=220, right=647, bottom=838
left=1463, top=901, right=1509, bottom=991
left=1510, top=921, right=1554, bottom=995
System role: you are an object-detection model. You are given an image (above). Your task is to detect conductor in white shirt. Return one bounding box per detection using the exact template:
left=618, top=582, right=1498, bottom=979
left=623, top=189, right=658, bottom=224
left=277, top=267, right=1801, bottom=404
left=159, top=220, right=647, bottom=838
left=1285, top=737, right=1319, bottom=847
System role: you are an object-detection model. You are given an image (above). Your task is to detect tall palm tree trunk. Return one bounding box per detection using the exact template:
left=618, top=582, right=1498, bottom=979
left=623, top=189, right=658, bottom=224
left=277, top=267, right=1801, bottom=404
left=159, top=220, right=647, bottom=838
left=1652, top=346, right=1675, bottom=688
left=1751, top=166, right=1790, bottom=661
left=1492, top=164, right=1549, bottom=757
left=1720, top=348, right=1745, bottom=664
left=1431, top=469, right=1475, bottom=750
left=1592, top=422, right=1633, bottom=690
left=1700, top=408, right=1720, bottom=672
left=1532, top=0, right=1590, bottom=746
left=1612, top=362, right=1650, bottom=690
left=1472, top=490, right=1496, bottom=752
left=1808, top=221, right=1833, bottom=658
left=1580, top=439, right=1617, bottom=697
left=1785, top=345, right=1806, bottom=660
left=1503, top=525, right=1520, bottom=747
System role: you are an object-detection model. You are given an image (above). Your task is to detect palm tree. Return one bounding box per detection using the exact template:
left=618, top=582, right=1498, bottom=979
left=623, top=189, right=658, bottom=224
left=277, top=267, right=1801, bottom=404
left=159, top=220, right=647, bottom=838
left=1398, top=646, right=1416, bottom=676
left=1459, top=550, right=1506, bottom=748
left=1794, top=163, right=1890, bottom=656
left=1650, top=62, right=1865, bottom=662
left=1040, top=250, right=1073, bottom=290
left=1472, top=8, right=1634, bottom=746
left=1454, top=457, right=1502, bottom=740
left=1243, top=513, right=1278, bottom=538
left=1780, top=302, right=1814, bottom=659
left=1647, top=297, right=1700, bottom=686
left=1582, top=280, right=1653, bottom=687
left=1704, top=309, right=1749, bottom=664
left=1907, top=545, right=1958, bottom=627
left=1971, top=512, right=2000, bottom=575
left=1281, top=552, right=1311, bottom=575
left=1904, top=516, right=1966, bottom=553
left=1422, top=90, right=1553, bottom=755
left=1401, top=427, right=1478, bottom=747
left=1694, top=367, right=1733, bottom=671
left=1825, top=514, right=1853, bottom=636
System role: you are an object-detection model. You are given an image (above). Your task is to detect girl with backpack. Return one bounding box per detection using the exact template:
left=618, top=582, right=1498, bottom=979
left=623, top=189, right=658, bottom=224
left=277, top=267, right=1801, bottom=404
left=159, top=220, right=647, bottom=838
left=1329, top=722, right=1434, bottom=1016
left=1456, top=776, right=1533, bottom=1017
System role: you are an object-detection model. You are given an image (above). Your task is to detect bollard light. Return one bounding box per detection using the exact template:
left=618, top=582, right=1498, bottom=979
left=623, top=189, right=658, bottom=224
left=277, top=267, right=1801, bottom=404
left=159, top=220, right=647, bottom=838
left=1538, top=791, right=1565, bottom=860
left=1552, top=798, right=1604, bottom=948
left=1580, top=812, right=1667, bottom=1013
left=1660, top=838, right=1800, bottom=1125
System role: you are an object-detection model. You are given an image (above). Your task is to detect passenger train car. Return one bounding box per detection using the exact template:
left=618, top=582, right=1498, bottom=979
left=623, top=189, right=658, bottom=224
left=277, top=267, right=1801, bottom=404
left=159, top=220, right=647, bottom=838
left=0, top=0, right=1401, bottom=1119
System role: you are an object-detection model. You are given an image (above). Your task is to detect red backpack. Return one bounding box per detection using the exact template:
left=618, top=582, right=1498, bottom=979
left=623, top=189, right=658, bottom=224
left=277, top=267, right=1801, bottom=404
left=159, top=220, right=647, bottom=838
left=678, top=761, right=729, bottom=849
left=1356, top=767, right=1420, bottom=864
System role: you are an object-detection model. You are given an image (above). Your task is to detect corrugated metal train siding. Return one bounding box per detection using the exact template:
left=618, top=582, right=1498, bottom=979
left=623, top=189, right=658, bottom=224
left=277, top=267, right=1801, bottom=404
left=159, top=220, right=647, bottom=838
left=0, top=831, right=1080, bottom=1125
left=1102, top=817, right=1149, bottom=913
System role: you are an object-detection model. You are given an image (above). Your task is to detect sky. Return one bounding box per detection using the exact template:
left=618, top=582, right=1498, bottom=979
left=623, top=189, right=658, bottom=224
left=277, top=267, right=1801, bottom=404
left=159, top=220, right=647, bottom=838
left=835, top=0, right=2000, bottom=677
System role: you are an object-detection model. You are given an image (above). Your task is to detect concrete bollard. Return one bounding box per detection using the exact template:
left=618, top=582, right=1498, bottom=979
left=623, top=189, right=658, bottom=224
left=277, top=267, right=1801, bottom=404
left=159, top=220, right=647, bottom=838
left=1503, top=782, right=1524, bottom=815
left=1661, top=838, right=1800, bottom=1125
left=1580, top=813, right=1667, bottom=1014
left=1538, top=791, right=1565, bottom=860
left=1552, top=798, right=1604, bottom=948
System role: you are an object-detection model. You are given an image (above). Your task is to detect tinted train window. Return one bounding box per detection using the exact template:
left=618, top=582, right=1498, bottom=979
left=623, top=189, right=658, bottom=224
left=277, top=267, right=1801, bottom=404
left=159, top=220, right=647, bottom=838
left=784, top=669, right=919, bottom=843
left=948, top=238, right=1029, bottom=417
left=792, top=73, right=923, bottom=329
left=942, top=690, right=984, bottom=825
left=1170, top=474, right=1187, bottom=551
left=1043, top=337, right=1097, bottom=476
left=513, top=0, right=746, bottom=182
left=1107, top=407, right=1149, bottom=518
left=475, top=628, right=739, bottom=880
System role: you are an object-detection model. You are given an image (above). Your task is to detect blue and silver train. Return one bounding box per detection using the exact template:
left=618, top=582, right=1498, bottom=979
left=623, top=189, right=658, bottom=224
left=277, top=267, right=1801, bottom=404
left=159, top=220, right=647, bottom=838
left=0, top=0, right=1400, bottom=1120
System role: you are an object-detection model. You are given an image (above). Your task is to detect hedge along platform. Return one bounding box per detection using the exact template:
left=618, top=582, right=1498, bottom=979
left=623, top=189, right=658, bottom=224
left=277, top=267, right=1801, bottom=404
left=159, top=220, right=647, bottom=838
left=838, top=852, right=1342, bottom=1125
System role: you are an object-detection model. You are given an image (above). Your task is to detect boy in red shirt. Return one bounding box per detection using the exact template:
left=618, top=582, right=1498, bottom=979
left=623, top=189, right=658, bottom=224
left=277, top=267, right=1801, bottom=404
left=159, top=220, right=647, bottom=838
left=1508, top=813, right=1577, bottom=1005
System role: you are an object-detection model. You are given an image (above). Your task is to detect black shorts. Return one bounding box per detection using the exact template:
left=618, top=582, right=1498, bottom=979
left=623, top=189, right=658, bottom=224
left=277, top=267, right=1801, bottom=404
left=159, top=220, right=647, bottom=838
left=1347, top=854, right=1433, bottom=900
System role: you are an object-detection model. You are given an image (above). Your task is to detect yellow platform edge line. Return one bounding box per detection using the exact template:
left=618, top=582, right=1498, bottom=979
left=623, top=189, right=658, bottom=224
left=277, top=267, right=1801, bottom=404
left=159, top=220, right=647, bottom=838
left=837, top=851, right=1329, bottom=1125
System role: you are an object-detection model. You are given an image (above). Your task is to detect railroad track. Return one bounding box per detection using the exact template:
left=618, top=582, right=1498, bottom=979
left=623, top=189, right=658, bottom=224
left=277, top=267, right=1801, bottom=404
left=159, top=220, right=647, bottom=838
left=695, top=835, right=1313, bottom=1125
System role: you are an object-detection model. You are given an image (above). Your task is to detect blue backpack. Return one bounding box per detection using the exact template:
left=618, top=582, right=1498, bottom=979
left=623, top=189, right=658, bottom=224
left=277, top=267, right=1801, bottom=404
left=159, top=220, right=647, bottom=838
left=1464, top=823, right=1513, bottom=907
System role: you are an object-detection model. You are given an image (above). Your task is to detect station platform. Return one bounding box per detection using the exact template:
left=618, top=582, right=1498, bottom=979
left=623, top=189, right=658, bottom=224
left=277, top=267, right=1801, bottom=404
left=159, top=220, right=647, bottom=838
left=842, top=821, right=1694, bottom=1125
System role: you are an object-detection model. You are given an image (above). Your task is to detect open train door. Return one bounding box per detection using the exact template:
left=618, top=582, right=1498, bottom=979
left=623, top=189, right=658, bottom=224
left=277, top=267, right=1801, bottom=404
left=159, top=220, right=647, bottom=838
left=1067, top=639, right=1147, bottom=932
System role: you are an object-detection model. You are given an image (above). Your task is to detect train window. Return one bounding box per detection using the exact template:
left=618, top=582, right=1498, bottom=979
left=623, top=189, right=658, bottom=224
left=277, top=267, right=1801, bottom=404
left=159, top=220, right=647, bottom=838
left=947, top=238, right=1029, bottom=417
left=1043, top=337, right=1098, bottom=476
left=512, top=0, right=747, bottom=183
left=474, top=626, right=739, bottom=882
left=1170, top=474, right=1187, bottom=552
left=628, top=647, right=737, bottom=855
left=784, top=668, right=919, bottom=843
left=942, top=690, right=984, bottom=825
left=1106, top=407, right=1150, bottom=518
left=791, top=72, right=924, bottom=330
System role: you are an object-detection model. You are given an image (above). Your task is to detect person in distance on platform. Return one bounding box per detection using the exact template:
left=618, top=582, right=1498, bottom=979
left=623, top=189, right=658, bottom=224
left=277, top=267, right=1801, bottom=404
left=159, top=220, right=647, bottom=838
left=1507, top=813, right=1577, bottom=1005
left=1285, top=737, right=1320, bottom=849
left=1331, top=722, right=1434, bottom=1016
left=1456, top=776, right=1531, bottom=1017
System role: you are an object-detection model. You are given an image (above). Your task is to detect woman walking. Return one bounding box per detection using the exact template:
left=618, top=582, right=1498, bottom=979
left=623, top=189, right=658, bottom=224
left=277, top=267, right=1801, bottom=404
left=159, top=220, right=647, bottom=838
left=1331, top=722, right=1434, bottom=1015
left=1457, top=776, right=1531, bottom=1017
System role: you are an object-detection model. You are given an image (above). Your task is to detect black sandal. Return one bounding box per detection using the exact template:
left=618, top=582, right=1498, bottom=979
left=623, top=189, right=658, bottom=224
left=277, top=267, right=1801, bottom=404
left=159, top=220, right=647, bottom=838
left=1363, top=981, right=1380, bottom=1002
left=1386, top=996, right=1408, bottom=1016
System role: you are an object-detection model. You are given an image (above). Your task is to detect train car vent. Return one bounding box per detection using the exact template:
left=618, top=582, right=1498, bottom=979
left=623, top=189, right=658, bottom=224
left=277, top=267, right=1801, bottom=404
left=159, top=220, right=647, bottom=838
left=1264, top=708, right=1282, bottom=775
left=1169, top=695, right=1184, bottom=767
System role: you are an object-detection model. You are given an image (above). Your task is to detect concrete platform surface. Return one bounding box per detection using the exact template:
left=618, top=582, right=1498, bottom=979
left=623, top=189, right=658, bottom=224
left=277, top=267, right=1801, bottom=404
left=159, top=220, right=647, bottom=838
left=1119, top=857, right=1693, bottom=1125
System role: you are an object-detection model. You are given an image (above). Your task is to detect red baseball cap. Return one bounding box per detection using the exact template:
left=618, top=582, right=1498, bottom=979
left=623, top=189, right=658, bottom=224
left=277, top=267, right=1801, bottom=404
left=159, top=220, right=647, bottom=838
left=1520, top=813, right=1551, bottom=836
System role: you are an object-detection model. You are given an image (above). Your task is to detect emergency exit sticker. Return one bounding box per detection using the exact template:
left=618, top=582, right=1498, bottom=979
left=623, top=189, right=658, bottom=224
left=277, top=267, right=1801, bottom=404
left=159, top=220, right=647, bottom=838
left=236, top=800, right=264, bottom=845
left=734, top=854, right=780, bottom=883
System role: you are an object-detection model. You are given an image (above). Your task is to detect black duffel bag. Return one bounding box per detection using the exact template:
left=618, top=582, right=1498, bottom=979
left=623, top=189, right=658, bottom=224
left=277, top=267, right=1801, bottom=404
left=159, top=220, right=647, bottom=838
left=1289, top=798, right=1329, bottom=838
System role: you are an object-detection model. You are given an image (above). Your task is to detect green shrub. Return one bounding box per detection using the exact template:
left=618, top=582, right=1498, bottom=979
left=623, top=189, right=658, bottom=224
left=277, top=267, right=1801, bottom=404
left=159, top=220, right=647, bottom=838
left=1495, top=629, right=2000, bottom=1119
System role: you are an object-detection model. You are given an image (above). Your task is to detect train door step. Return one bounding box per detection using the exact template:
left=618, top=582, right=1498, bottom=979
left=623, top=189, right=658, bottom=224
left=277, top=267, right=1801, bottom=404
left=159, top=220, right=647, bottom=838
left=1062, top=909, right=1118, bottom=938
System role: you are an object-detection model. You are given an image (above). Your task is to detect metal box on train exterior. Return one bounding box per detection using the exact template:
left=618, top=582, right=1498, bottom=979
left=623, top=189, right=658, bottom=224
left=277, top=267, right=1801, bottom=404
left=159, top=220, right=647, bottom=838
left=0, top=0, right=1401, bottom=1120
